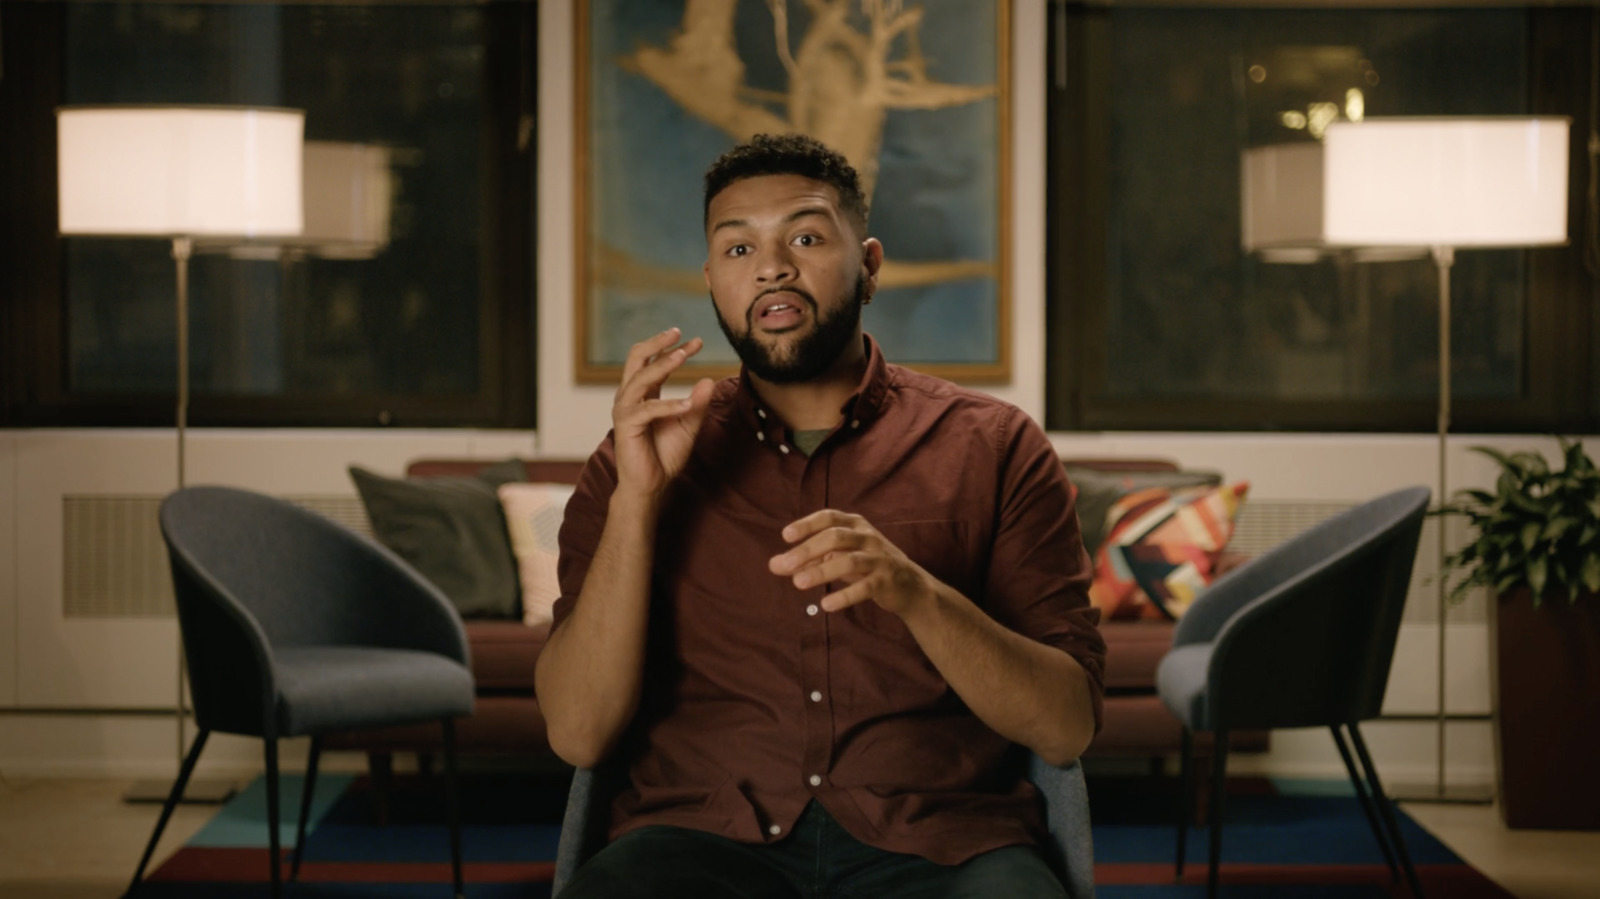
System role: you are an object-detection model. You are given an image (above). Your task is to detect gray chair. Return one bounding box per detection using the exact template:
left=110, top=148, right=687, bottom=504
left=1157, top=486, right=1430, bottom=898
left=552, top=754, right=1098, bottom=898
left=129, top=486, right=476, bottom=899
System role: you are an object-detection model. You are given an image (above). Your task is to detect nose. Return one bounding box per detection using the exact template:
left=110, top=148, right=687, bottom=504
left=754, top=243, right=796, bottom=284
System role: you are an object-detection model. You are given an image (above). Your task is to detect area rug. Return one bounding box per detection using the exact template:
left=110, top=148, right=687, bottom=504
left=140, top=771, right=564, bottom=897
left=1089, top=775, right=1515, bottom=897
left=137, top=772, right=1512, bottom=897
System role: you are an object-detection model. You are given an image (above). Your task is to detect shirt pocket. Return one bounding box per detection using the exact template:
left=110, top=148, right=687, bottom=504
left=842, top=519, right=973, bottom=645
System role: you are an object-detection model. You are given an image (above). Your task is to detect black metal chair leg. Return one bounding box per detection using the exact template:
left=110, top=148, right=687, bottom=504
left=265, top=738, right=282, bottom=899
left=1349, top=724, right=1423, bottom=898
left=127, top=728, right=211, bottom=893
left=1207, top=729, right=1228, bottom=899
left=1330, top=724, right=1399, bottom=882
left=291, top=736, right=323, bottom=881
left=1176, top=727, right=1193, bottom=878
left=443, top=718, right=465, bottom=899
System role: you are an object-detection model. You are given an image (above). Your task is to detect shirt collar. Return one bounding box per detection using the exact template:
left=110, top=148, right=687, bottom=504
left=731, top=333, right=892, bottom=442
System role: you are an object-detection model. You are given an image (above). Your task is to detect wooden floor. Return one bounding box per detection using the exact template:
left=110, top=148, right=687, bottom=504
left=2, top=775, right=1599, bottom=898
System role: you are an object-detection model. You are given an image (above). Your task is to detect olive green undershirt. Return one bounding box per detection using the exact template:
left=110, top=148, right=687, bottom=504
left=792, top=428, right=830, bottom=457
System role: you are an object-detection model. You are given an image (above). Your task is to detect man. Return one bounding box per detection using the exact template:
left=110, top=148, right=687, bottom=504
left=535, top=133, right=1105, bottom=898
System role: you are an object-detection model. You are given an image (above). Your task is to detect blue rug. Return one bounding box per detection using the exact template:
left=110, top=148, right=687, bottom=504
left=138, top=772, right=1512, bottom=897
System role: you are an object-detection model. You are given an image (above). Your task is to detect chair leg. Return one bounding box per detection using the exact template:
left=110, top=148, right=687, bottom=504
left=1176, top=727, right=1193, bottom=879
left=442, top=718, right=465, bottom=899
left=1207, top=729, right=1228, bottom=899
left=369, top=751, right=394, bottom=826
left=291, top=736, right=323, bottom=881
left=1330, top=724, right=1400, bottom=882
left=1349, top=724, right=1424, bottom=898
left=127, top=728, right=211, bottom=893
left=265, top=738, right=282, bottom=899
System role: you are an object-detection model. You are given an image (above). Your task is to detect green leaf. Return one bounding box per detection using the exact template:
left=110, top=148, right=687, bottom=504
left=1529, top=556, right=1548, bottom=599
left=1521, top=521, right=1542, bottom=551
left=1583, top=555, right=1600, bottom=594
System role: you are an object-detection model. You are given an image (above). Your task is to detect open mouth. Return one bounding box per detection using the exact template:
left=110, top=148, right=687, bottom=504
left=753, top=291, right=811, bottom=330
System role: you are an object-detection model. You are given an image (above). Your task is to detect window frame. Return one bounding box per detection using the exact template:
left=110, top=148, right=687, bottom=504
left=0, top=0, right=537, bottom=429
left=1045, top=1, right=1596, bottom=434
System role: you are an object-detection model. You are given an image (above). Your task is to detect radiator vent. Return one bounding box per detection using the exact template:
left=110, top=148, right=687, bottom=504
left=61, top=494, right=372, bottom=619
left=1228, top=499, right=1485, bottom=626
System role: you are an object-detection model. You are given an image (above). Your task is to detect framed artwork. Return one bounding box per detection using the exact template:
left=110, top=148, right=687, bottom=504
left=575, top=0, right=1010, bottom=384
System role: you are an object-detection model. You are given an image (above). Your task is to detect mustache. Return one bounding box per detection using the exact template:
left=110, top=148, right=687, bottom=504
left=747, top=286, right=817, bottom=329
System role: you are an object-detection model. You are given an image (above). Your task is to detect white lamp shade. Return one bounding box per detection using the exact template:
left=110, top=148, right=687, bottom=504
left=1243, top=117, right=1570, bottom=252
left=57, top=106, right=304, bottom=238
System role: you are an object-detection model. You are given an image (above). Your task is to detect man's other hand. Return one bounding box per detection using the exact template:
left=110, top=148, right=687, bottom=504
left=768, top=510, right=938, bottom=617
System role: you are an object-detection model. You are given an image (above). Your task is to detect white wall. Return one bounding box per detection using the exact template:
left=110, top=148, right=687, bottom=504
left=0, top=2, right=1555, bottom=790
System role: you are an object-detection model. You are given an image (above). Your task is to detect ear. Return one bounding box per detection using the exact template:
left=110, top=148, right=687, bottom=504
left=861, top=238, right=884, bottom=303
left=702, top=258, right=712, bottom=289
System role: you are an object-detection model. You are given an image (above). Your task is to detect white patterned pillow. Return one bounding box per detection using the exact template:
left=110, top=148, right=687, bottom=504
left=497, top=483, right=576, bottom=627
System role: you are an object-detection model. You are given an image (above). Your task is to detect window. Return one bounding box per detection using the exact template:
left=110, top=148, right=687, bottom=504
left=1047, top=3, right=1595, bottom=432
left=1, top=1, right=536, bottom=428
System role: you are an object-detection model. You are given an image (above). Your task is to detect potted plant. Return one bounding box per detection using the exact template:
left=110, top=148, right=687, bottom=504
left=1440, top=438, right=1600, bottom=829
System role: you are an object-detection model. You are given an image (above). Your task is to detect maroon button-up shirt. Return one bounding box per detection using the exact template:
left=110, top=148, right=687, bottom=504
left=552, top=336, right=1106, bottom=865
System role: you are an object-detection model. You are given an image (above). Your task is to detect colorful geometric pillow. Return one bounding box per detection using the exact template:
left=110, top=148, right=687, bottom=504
left=1088, top=482, right=1250, bottom=621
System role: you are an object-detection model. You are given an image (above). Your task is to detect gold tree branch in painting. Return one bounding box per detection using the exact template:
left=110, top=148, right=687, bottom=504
left=620, top=0, right=995, bottom=199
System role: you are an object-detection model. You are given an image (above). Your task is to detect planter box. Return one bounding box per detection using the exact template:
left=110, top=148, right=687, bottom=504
left=1492, top=588, right=1600, bottom=829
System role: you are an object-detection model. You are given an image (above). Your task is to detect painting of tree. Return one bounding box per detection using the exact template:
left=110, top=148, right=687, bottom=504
left=578, top=0, right=1008, bottom=381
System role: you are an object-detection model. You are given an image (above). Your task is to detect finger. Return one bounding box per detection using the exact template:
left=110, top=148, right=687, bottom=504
left=780, top=509, right=859, bottom=545
left=621, top=327, right=686, bottom=385
left=619, top=336, right=705, bottom=405
left=791, top=550, right=874, bottom=591
left=770, top=527, right=866, bottom=576
left=819, top=579, right=875, bottom=614
left=615, top=396, right=706, bottom=433
left=671, top=377, right=716, bottom=436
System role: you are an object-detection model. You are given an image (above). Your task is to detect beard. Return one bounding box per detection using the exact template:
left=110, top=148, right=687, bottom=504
left=714, top=274, right=867, bottom=384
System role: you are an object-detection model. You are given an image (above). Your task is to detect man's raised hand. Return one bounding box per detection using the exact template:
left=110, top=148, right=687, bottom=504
left=613, top=327, right=715, bottom=500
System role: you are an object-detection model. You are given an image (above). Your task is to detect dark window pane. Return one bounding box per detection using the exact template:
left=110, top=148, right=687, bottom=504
left=61, top=3, right=488, bottom=403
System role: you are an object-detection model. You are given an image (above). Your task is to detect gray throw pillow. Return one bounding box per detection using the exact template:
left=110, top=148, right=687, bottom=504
left=1065, top=466, right=1223, bottom=557
left=350, top=459, right=527, bottom=618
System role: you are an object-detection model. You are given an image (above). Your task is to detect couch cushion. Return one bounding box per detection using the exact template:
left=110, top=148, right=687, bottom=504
left=465, top=619, right=547, bottom=691
left=1099, top=620, right=1176, bottom=689
left=350, top=459, right=527, bottom=619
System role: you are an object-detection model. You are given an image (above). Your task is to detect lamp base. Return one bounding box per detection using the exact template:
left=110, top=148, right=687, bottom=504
left=123, top=776, right=238, bottom=805
left=1387, top=781, right=1495, bottom=805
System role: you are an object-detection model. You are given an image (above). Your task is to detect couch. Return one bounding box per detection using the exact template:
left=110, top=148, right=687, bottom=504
left=327, top=456, right=1261, bottom=797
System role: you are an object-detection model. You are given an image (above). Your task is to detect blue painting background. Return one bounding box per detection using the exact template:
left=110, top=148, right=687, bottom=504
left=585, top=0, right=1002, bottom=370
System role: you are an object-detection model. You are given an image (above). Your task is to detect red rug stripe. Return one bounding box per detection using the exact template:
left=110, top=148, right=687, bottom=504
left=149, top=848, right=553, bottom=884
left=1095, top=863, right=1514, bottom=896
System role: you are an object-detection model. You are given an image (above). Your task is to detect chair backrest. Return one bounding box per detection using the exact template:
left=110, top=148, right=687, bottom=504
left=551, top=757, right=1097, bottom=899
left=159, top=486, right=468, bottom=736
left=1181, top=486, right=1429, bottom=731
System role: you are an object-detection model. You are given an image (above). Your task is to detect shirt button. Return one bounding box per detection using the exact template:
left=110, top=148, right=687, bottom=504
left=850, top=419, right=861, bottom=429
left=809, top=775, right=822, bottom=787
left=768, top=824, right=782, bottom=836
left=779, top=444, right=791, bottom=454
left=757, top=408, right=767, bottom=419
left=810, top=690, right=822, bottom=702
left=756, top=431, right=766, bottom=442
left=806, top=604, right=819, bottom=616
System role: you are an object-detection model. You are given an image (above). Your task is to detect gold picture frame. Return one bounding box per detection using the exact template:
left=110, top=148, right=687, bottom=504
left=575, top=0, right=1011, bottom=384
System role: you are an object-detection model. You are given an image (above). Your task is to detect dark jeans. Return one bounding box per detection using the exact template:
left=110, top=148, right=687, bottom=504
left=558, top=801, right=1067, bottom=899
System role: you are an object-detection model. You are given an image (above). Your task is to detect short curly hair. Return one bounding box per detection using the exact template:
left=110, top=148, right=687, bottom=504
left=703, top=133, right=869, bottom=234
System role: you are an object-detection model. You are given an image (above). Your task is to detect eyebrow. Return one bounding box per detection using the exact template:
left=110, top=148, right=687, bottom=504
left=708, top=205, right=832, bottom=236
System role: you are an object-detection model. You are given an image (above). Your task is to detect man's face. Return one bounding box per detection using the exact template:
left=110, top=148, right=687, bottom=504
left=703, top=174, right=880, bottom=384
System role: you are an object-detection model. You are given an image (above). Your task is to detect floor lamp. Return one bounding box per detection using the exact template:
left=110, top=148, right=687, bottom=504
left=57, top=105, right=305, bottom=801
left=1244, top=116, right=1570, bottom=803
